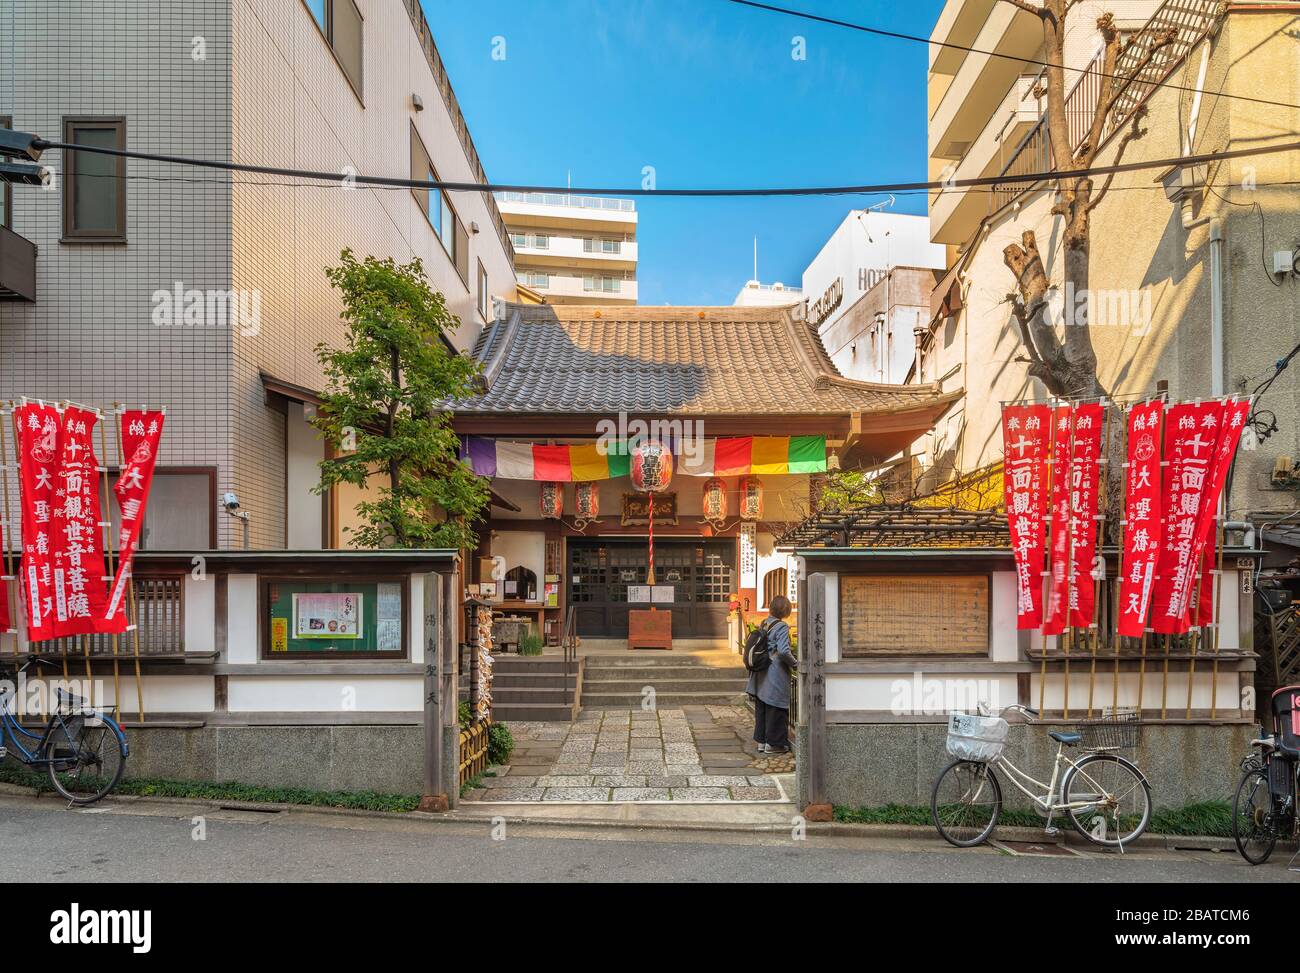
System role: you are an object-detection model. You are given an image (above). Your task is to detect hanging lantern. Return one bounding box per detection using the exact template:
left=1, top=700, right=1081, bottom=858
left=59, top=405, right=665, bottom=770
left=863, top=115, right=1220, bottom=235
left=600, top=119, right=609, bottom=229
left=630, top=440, right=674, bottom=493
left=574, top=481, right=599, bottom=526
left=539, top=481, right=563, bottom=519
left=702, top=476, right=727, bottom=524
left=739, top=475, right=763, bottom=520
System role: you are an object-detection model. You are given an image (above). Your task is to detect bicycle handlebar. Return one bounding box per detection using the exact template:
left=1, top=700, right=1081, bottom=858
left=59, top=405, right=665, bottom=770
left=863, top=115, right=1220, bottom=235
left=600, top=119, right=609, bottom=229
left=977, top=702, right=1039, bottom=722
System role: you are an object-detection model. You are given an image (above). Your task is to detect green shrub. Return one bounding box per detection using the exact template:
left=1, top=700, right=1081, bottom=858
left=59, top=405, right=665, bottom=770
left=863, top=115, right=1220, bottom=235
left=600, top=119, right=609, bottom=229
left=488, top=723, right=515, bottom=766
left=519, top=632, right=544, bottom=656
left=458, top=701, right=472, bottom=730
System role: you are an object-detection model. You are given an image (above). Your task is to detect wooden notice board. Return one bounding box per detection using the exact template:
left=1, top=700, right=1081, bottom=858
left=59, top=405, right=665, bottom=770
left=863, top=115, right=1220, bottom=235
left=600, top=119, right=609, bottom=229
left=840, top=574, right=989, bottom=656
left=628, top=608, right=672, bottom=650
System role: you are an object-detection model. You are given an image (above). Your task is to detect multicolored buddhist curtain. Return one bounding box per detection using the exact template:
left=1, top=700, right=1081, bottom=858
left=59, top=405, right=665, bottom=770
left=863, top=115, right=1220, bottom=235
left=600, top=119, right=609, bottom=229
left=459, top=435, right=826, bottom=481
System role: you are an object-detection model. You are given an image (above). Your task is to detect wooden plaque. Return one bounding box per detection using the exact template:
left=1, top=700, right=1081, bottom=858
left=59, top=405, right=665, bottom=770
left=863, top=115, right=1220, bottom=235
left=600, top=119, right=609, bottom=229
left=840, top=574, right=989, bottom=656
left=621, top=492, right=678, bottom=527
left=628, top=608, right=672, bottom=650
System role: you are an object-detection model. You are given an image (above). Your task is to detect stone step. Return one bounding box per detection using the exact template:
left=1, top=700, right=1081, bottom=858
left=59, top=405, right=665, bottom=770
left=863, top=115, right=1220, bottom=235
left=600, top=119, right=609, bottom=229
left=580, top=690, right=746, bottom=707
left=492, top=701, right=580, bottom=722
left=491, top=686, right=577, bottom=704
left=581, top=665, right=747, bottom=682
left=491, top=658, right=581, bottom=673
left=581, top=677, right=748, bottom=693
left=492, top=672, right=579, bottom=689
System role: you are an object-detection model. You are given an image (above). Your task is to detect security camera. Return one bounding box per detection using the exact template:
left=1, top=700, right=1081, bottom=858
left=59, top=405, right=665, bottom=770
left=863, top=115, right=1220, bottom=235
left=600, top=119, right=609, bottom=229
left=221, top=492, right=240, bottom=511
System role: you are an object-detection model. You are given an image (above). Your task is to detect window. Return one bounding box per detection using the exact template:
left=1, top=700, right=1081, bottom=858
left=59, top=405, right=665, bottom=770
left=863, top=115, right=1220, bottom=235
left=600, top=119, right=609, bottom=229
left=510, top=232, right=549, bottom=250
left=582, top=236, right=621, bottom=254
left=583, top=275, right=621, bottom=294
left=1, top=117, right=10, bottom=229
left=477, top=260, right=490, bottom=320
left=62, top=117, right=126, bottom=242
left=518, top=270, right=550, bottom=288
left=304, top=0, right=363, bottom=98
left=410, top=124, right=466, bottom=279
left=102, top=468, right=217, bottom=549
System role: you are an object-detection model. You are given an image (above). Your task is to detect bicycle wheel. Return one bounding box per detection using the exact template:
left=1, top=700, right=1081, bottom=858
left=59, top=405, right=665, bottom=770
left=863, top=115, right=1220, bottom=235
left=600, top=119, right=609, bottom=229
left=1061, top=753, right=1151, bottom=848
left=47, top=714, right=127, bottom=805
left=1232, top=766, right=1277, bottom=865
left=931, top=759, right=1002, bottom=847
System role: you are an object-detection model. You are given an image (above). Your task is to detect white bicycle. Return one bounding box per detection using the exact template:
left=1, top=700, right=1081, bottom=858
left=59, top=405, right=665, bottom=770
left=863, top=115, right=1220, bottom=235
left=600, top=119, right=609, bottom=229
left=930, top=703, right=1152, bottom=851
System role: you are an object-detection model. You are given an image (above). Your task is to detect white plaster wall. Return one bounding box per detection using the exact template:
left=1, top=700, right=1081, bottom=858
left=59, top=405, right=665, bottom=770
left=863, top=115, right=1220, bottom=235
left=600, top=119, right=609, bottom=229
left=226, top=573, right=259, bottom=664
left=827, top=672, right=1019, bottom=714
left=285, top=402, right=324, bottom=549
left=490, top=530, right=546, bottom=596
left=184, top=574, right=217, bottom=655
left=227, top=675, right=422, bottom=712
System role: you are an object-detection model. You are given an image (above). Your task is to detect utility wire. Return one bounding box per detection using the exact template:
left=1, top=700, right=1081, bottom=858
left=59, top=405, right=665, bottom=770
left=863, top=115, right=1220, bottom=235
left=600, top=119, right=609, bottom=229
left=721, top=0, right=1300, bottom=113
left=30, top=137, right=1300, bottom=198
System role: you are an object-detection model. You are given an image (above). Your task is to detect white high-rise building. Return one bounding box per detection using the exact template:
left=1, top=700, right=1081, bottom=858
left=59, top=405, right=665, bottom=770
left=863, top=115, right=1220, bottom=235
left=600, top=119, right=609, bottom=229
left=495, top=192, right=638, bottom=305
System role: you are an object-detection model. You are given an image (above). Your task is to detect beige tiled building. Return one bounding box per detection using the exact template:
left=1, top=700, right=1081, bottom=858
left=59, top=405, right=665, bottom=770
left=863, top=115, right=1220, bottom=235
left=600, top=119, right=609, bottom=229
left=916, top=0, right=1300, bottom=526
left=0, top=0, right=519, bottom=549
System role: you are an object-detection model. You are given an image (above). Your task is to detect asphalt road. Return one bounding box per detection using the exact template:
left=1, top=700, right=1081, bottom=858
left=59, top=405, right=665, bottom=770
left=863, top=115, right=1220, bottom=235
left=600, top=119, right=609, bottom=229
left=0, top=794, right=1294, bottom=883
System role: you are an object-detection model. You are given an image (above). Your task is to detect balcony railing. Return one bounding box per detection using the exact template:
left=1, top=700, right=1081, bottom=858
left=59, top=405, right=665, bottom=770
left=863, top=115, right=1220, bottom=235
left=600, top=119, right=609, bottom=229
left=495, top=191, right=636, bottom=213
left=29, top=573, right=186, bottom=658
left=989, top=0, right=1224, bottom=215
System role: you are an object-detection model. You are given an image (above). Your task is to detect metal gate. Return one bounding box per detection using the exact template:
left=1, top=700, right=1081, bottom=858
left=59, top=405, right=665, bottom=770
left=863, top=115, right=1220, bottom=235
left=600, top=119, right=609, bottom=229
left=567, top=538, right=735, bottom=639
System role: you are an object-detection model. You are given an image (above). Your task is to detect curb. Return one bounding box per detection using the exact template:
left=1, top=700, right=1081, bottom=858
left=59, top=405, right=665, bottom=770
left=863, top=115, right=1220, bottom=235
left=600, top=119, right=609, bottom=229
left=0, top=781, right=1243, bottom=848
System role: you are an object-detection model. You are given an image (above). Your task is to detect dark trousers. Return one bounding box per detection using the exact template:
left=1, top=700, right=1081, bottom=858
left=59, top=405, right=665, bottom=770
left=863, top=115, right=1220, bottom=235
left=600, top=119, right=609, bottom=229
left=753, top=697, right=789, bottom=750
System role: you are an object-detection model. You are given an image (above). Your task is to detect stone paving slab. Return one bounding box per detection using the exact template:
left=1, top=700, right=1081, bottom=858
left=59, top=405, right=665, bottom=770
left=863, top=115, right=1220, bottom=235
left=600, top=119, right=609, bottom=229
left=473, top=706, right=793, bottom=804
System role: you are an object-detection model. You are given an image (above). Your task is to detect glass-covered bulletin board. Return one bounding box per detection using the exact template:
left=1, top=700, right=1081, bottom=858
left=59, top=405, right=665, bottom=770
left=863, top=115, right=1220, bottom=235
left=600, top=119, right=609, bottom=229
left=263, top=578, right=406, bottom=658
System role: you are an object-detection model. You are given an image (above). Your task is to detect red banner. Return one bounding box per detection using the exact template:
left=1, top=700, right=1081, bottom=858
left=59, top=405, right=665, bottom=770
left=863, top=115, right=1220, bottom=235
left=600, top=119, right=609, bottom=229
left=1043, top=406, right=1074, bottom=636
left=1068, top=403, right=1105, bottom=629
left=1150, top=402, right=1223, bottom=634
left=1117, top=402, right=1163, bottom=638
left=1002, top=405, right=1051, bottom=628
left=1183, top=399, right=1250, bottom=630
left=106, top=410, right=165, bottom=624
left=15, top=404, right=124, bottom=640
left=15, top=403, right=63, bottom=640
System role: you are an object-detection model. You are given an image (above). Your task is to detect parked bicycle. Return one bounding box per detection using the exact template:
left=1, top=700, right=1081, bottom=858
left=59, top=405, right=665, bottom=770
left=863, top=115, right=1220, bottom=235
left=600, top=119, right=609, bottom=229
left=0, top=655, right=129, bottom=804
left=1231, top=685, right=1299, bottom=866
left=931, top=703, right=1152, bottom=850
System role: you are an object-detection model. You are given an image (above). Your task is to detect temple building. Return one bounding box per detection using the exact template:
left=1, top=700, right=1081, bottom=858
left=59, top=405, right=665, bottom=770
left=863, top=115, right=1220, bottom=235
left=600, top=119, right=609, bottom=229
left=451, top=302, right=959, bottom=645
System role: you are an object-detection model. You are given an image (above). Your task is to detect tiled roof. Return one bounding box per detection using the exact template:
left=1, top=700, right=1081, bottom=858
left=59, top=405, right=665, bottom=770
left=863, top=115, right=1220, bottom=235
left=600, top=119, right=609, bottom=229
left=452, top=303, right=955, bottom=416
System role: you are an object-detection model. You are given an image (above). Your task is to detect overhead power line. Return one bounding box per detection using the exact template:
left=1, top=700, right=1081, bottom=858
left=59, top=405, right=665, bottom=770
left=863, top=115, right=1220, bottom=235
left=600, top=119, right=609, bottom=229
left=33, top=136, right=1300, bottom=199
left=721, top=0, right=1300, bottom=113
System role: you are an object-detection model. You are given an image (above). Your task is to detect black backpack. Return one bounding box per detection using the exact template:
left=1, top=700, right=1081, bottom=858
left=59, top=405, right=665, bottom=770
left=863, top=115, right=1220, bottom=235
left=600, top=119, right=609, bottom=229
left=743, top=619, right=776, bottom=673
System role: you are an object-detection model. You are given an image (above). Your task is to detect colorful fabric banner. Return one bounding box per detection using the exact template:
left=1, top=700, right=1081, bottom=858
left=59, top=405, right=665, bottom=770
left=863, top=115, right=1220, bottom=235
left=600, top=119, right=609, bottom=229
left=16, top=403, right=123, bottom=640
left=1117, top=401, right=1164, bottom=638
left=459, top=435, right=826, bottom=480
left=106, top=410, right=165, bottom=627
left=1001, top=405, right=1050, bottom=629
left=1150, top=401, right=1223, bottom=634
left=1043, top=405, right=1074, bottom=636
left=1067, top=403, right=1105, bottom=629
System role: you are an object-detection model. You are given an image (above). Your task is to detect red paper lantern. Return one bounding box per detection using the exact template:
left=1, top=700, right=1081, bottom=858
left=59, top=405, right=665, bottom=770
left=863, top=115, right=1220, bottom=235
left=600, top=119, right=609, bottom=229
left=539, top=481, right=563, bottom=519
left=630, top=440, right=673, bottom=493
left=574, top=481, right=599, bottom=524
left=739, top=476, right=763, bottom=520
left=702, top=477, right=727, bottom=523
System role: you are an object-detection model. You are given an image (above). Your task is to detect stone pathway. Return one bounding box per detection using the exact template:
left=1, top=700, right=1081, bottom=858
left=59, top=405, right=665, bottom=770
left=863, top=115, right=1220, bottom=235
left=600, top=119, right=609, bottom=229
left=463, top=705, right=793, bottom=803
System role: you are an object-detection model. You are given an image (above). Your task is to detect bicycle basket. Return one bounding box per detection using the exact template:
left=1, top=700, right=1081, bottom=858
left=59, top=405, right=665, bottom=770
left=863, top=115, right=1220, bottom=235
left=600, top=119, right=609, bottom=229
left=1075, top=708, right=1141, bottom=751
left=946, top=713, right=1008, bottom=763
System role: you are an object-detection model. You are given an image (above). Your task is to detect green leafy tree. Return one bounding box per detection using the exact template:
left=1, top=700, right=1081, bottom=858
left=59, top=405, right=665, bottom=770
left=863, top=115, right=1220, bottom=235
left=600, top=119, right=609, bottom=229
left=313, top=249, right=488, bottom=549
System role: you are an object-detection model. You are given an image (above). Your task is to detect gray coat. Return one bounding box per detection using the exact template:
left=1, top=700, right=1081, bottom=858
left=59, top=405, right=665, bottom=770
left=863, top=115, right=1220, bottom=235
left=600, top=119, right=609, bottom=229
left=744, top=618, right=797, bottom=709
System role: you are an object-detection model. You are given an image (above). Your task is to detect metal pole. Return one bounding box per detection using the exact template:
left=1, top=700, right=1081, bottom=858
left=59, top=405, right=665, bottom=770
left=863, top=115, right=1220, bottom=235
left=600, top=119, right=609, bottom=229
left=99, top=408, right=121, bottom=717
left=1210, top=492, right=1226, bottom=719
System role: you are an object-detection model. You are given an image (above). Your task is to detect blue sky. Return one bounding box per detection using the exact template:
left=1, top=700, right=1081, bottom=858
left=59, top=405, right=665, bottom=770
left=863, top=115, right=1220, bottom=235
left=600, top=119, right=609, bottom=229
left=424, top=0, right=947, bottom=306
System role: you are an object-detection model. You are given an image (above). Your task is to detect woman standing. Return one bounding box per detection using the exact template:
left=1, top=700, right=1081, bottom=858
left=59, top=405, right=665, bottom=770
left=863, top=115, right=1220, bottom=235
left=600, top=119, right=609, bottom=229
left=745, top=595, right=797, bottom=753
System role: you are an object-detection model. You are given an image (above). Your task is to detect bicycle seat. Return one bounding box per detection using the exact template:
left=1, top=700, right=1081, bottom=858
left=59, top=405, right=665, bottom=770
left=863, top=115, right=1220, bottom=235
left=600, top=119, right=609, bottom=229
left=1049, top=730, right=1083, bottom=746
left=56, top=688, right=88, bottom=708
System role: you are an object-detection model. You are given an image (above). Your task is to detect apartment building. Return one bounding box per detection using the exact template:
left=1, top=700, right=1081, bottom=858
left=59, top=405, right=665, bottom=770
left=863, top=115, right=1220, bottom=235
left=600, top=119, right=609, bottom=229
left=916, top=0, right=1300, bottom=527
left=495, top=192, right=638, bottom=305
left=0, top=0, right=519, bottom=550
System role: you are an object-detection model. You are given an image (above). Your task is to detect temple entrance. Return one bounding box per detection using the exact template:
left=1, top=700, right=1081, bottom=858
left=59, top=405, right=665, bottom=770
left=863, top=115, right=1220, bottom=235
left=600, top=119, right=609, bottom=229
left=567, top=538, right=735, bottom=639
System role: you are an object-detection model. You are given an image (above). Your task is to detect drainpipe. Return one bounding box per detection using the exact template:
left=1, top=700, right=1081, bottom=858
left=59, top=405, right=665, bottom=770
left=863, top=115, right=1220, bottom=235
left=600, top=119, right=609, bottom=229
left=1209, top=219, right=1225, bottom=397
